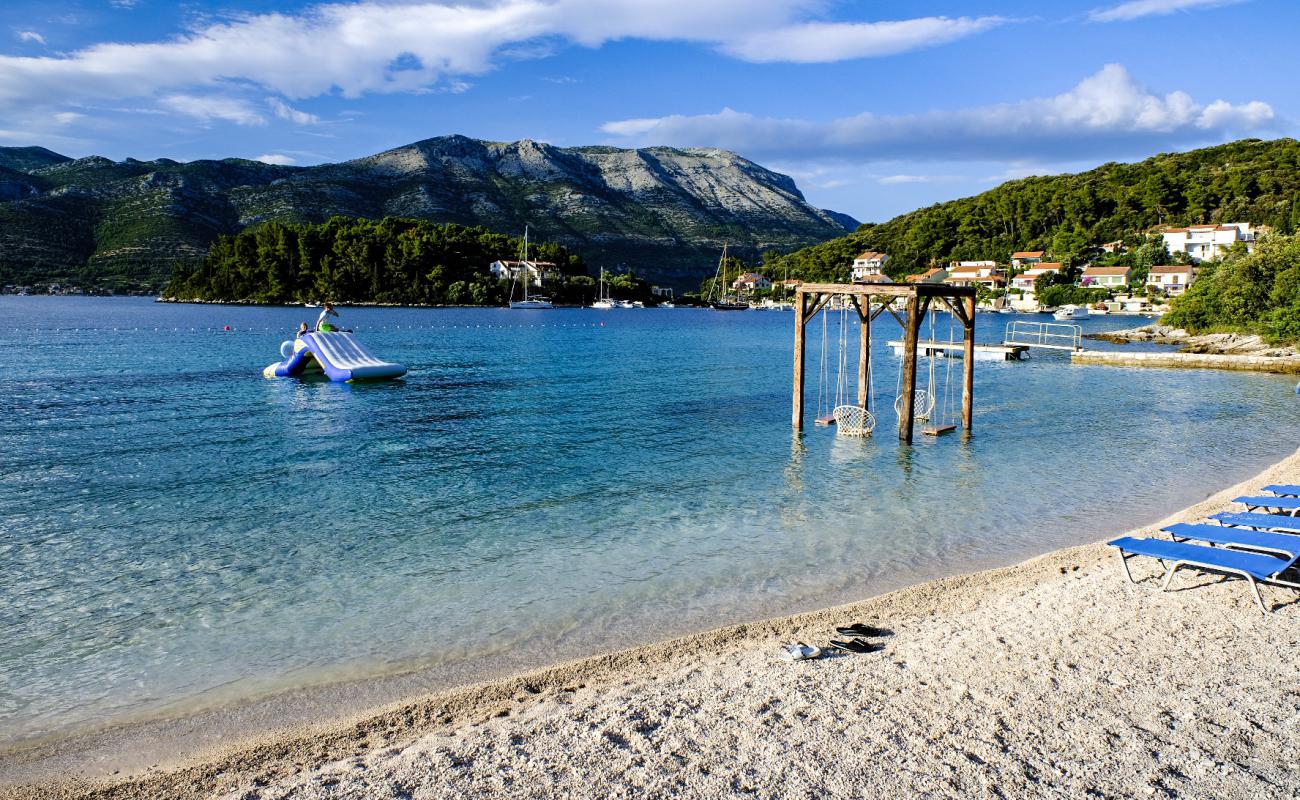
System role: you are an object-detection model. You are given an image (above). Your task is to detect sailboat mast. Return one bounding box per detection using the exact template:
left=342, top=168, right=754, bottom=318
left=522, top=225, right=530, bottom=302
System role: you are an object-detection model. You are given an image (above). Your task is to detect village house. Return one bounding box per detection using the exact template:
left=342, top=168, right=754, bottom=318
left=945, top=265, right=1005, bottom=291
left=489, top=259, right=557, bottom=286
left=1161, top=223, right=1255, bottom=263
left=1011, top=251, right=1045, bottom=269
left=905, top=267, right=948, bottom=284
left=780, top=279, right=803, bottom=291
left=1100, top=240, right=1126, bottom=253
left=731, top=273, right=772, bottom=293
left=1081, top=265, right=1133, bottom=288
left=851, top=251, right=889, bottom=282
left=1146, top=265, right=1195, bottom=296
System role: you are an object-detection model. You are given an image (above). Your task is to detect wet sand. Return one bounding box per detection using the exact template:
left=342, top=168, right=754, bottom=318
left=5, top=450, right=1299, bottom=799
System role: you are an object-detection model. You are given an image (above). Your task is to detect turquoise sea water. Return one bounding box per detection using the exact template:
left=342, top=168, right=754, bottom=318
left=2, top=296, right=1297, bottom=745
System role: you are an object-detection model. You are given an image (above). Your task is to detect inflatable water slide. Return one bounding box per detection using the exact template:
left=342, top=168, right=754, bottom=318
left=263, top=331, right=407, bottom=382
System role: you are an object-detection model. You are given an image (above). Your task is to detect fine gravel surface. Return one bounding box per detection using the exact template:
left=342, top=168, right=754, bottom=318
left=7, top=451, right=1300, bottom=800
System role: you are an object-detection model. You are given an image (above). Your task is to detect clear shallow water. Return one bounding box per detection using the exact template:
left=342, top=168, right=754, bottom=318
left=2, top=297, right=1297, bottom=744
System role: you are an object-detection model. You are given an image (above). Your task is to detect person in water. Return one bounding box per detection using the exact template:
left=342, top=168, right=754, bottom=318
left=295, top=322, right=309, bottom=338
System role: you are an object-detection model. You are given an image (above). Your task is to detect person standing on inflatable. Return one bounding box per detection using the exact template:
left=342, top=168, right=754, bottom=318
left=316, top=302, right=342, bottom=332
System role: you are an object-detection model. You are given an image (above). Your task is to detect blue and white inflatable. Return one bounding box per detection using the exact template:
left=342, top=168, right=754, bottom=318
left=263, top=331, right=407, bottom=382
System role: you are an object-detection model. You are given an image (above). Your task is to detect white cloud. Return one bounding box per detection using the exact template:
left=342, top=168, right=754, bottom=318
left=1090, top=0, right=1246, bottom=23
left=720, top=17, right=1007, bottom=63
left=17, top=30, right=46, bottom=44
left=600, top=65, right=1276, bottom=162
left=268, top=97, right=320, bottom=125
left=254, top=153, right=296, bottom=165
left=0, top=1, right=1003, bottom=120
left=53, top=111, right=83, bottom=125
left=877, top=174, right=963, bottom=185
left=159, top=94, right=266, bottom=126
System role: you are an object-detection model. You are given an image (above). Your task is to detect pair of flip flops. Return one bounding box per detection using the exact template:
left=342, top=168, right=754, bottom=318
left=780, top=642, right=823, bottom=661
left=828, top=622, right=890, bottom=654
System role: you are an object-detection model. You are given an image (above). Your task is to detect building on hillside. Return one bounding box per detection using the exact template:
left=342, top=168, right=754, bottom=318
left=1161, top=223, right=1255, bottom=263
left=905, top=267, right=948, bottom=284
left=1011, top=251, right=1044, bottom=269
left=1080, top=265, right=1133, bottom=288
left=780, top=279, right=803, bottom=291
left=946, top=266, right=1006, bottom=291
left=489, top=259, right=557, bottom=286
left=1100, top=240, right=1126, bottom=253
left=1010, top=273, right=1039, bottom=292
left=1146, top=265, right=1195, bottom=296
left=731, top=273, right=771, bottom=293
left=651, top=286, right=675, bottom=299
left=851, top=251, right=889, bottom=282
left=949, top=260, right=997, bottom=270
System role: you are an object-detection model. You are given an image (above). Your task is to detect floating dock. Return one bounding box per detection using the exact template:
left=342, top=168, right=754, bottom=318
left=888, top=340, right=1028, bottom=361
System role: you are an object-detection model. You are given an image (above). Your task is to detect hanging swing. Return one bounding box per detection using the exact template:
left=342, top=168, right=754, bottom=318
left=923, top=307, right=959, bottom=436
left=894, top=308, right=937, bottom=422
left=832, top=299, right=876, bottom=437
left=814, top=306, right=836, bottom=425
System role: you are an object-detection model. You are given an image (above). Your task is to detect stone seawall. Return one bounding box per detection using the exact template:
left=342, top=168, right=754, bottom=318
left=1072, top=350, right=1300, bottom=374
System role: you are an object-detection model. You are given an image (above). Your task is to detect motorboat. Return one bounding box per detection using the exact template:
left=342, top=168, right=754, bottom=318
left=1053, top=304, right=1090, bottom=321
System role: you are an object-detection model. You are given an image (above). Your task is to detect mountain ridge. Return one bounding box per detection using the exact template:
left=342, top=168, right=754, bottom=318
left=0, top=135, right=858, bottom=290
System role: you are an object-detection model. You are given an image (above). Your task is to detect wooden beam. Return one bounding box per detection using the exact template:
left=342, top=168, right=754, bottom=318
left=962, top=293, right=975, bottom=436
left=898, top=294, right=922, bottom=443
left=793, top=291, right=808, bottom=430
left=797, top=282, right=976, bottom=299
left=870, top=296, right=896, bottom=322
left=938, top=295, right=970, bottom=327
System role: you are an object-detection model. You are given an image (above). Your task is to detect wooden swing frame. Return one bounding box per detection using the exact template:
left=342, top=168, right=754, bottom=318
left=792, top=283, right=976, bottom=444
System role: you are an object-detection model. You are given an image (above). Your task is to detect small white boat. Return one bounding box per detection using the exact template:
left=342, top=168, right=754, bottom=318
left=590, top=267, right=620, bottom=309
left=1053, top=304, right=1090, bottom=321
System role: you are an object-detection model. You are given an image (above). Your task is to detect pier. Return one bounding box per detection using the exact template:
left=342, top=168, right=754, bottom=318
left=888, top=340, right=1028, bottom=361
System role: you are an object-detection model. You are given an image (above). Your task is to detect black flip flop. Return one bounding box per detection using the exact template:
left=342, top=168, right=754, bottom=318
left=828, top=638, right=881, bottom=654
left=835, top=623, right=889, bottom=638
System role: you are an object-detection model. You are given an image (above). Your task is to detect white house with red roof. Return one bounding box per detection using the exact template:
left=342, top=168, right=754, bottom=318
left=851, top=251, right=889, bottom=282
left=731, top=272, right=771, bottom=293
left=1161, top=223, right=1255, bottom=263
left=905, top=267, right=948, bottom=284
left=1011, top=251, right=1044, bottom=269
left=1146, top=265, right=1195, bottom=296
left=1081, top=265, right=1133, bottom=287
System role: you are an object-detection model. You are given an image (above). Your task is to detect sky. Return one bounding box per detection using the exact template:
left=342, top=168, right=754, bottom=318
left=0, top=0, right=1295, bottom=222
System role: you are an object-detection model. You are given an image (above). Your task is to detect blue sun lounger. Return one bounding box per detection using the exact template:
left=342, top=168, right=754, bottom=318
left=1212, top=512, right=1300, bottom=535
left=1163, top=523, right=1300, bottom=561
left=1262, top=484, right=1300, bottom=497
left=1107, top=536, right=1298, bottom=613
left=1233, top=495, right=1300, bottom=515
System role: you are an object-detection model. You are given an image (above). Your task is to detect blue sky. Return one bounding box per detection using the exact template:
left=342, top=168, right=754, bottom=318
left=1, top=0, right=1295, bottom=222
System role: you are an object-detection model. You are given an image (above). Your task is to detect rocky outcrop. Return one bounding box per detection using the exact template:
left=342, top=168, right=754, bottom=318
left=1087, top=324, right=1300, bottom=357
left=0, top=136, right=857, bottom=289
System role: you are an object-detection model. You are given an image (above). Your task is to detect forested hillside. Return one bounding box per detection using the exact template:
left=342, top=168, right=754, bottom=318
left=763, top=138, right=1300, bottom=282
left=165, top=217, right=589, bottom=306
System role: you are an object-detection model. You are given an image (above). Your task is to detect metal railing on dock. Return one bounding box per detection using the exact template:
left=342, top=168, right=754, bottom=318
left=1003, top=320, right=1082, bottom=351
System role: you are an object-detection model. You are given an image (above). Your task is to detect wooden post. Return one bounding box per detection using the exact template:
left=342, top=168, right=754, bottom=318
left=854, top=295, right=870, bottom=409
left=898, top=294, right=922, bottom=443
left=793, top=290, right=807, bottom=431
left=962, top=293, right=975, bottom=436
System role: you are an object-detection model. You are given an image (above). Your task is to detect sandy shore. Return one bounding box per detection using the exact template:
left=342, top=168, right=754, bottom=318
left=5, top=450, right=1300, bottom=799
